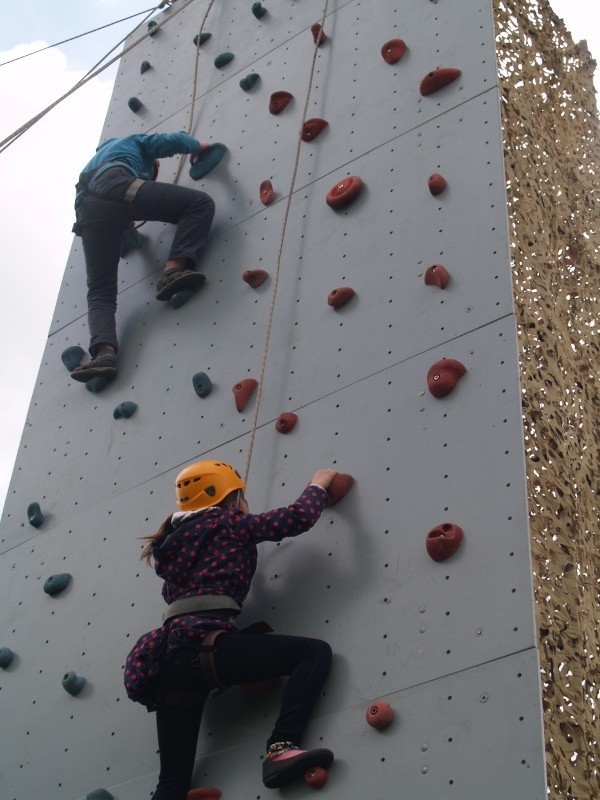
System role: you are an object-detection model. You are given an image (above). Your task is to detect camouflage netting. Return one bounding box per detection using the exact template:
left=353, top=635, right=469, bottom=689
left=494, top=1, right=599, bottom=798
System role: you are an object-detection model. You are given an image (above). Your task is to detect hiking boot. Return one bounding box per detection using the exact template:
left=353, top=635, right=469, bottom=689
left=156, top=268, right=205, bottom=301
left=70, top=352, right=117, bottom=383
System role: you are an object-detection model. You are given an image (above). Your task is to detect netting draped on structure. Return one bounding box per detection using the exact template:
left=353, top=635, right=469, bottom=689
left=494, top=2, right=599, bottom=798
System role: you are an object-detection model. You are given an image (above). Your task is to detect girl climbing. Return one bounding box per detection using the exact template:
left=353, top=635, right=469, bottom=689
left=124, top=460, right=337, bottom=798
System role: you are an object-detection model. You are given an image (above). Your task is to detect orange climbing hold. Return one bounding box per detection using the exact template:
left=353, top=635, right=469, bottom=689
left=243, top=269, right=269, bottom=288
left=326, top=473, right=354, bottom=505
left=301, top=118, right=329, bottom=142
left=381, top=39, right=407, bottom=64
left=424, top=264, right=450, bottom=289
left=426, top=523, right=464, bottom=562
left=233, top=379, right=258, bottom=412
left=420, top=68, right=462, bottom=96
left=260, top=180, right=276, bottom=205
left=427, top=359, right=466, bottom=397
left=305, top=766, right=329, bottom=789
left=311, top=23, right=328, bottom=46
left=269, top=91, right=293, bottom=114
left=275, top=412, right=298, bottom=433
left=428, top=173, right=448, bottom=196
left=326, top=176, right=363, bottom=209
left=327, top=286, right=356, bottom=309
left=187, top=789, right=222, bottom=800
left=366, top=700, right=395, bottom=730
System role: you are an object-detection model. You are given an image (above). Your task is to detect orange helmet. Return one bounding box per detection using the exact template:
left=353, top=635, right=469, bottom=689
left=175, top=460, right=245, bottom=512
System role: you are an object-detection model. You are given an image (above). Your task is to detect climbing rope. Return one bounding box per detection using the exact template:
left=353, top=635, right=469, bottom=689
left=243, top=0, right=331, bottom=484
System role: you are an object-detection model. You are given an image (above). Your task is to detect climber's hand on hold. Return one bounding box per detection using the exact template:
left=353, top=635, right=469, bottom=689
left=310, top=469, right=339, bottom=490
left=190, top=143, right=211, bottom=165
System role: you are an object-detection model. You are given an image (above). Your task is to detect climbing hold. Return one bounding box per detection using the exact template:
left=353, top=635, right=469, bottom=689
left=420, top=68, right=462, bottom=96
left=43, top=573, right=72, bottom=597
left=140, top=60, right=151, bottom=74
left=189, top=143, right=228, bottom=180
left=301, top=118, right=328, bottom=142
left=275, top=412, right=298, bottom=434
left=187, top=788, right=222, bottom=800
left=86, top=375, right=113, bottom=393
left=239, top=73, right=260, bottom=91
left=311, top=23, right=328, bottom=46
left=269, top=91, right=293, bottom=115
left=326, top=176, right=363, bottom=209
left=61, top=345, right=84, bottom=372
left=0, top=647, right=14, bottom=669
left=424, top=264, right=450, bottom=289
left=427, top=359, right=467, bottom=398
left=242, top=677, right=280, bottom=695
left=366, top=700, right=395, bottom=730
left=147, top=20, right=158, bottom=35
left=62, top=671, right=85, bottom=696
left=169, top=288, right=195, bottom=309
left=428, top=173, right=448, bottom=196
left=251, top=2, right=268, bottom=19
left=381, top=39, right=407, bottom=64
left=242, top=269, right=269, bottom=288
left=326, top=473, right=354, bottom=505
left=214, top=52, right=234, bottom=69
left=233, top=378, right=258, bottom=412
left=128, top=97, right=143, bottom=113
left=193, top=32, right=212, bottom=47
left=120, top=227, right=144, bottom=257
left=260, top=180, right=276, bottom=205
left=27, top=502, right=44, bottom=528
left=305, top=766, right=328, bottom=789
left=192, top=372, right=213, bottom=399
left=426, top=523, right=464, bottom=562
left=113, top=401, right=138, bottom=420
left=327, top=286, right=356, bottom=309
left=86, top=790, right=114, bottom=800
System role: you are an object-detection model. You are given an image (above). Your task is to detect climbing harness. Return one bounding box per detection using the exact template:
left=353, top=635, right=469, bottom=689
left=162, top=594, right=241, bottom=623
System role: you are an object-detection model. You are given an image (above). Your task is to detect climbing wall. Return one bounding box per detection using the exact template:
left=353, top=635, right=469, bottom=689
left=0, top=2, right=547, bottom=799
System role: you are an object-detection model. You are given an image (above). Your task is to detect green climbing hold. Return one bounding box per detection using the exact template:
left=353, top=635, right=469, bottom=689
left=113, top=401, right=138, bottom=420
left=189, top=143, right=228, bottom=180
left=27, top=502, right=44, bottom=528
left=86, top=791, right=114, bottom=800
left=140, top=60, right=152, bottom=74
left=193, top=32, right=212, bottom=46
left=169, top=288, right=194, bottom=309
left=214, top=52, right=234, bottom=69
left=240, top=73, right=260, bottom=91
left=147, top=20, right=158, bottom=35
left=120, top=227, right=144, bottom=257
left=61, top=345, right=84, bottom=372
left=43, top=573, right=72, bottom=597
left=86, top=375, right=113, bottom=394
left=192, top=372, right=213, bottom=398
left=0, top=647, right=14, bottom=669
left=62, top=671, right=85, bottom=696
left=128, top=97, right=143, bottom=113
left=252, top=2, right=268, bottom=18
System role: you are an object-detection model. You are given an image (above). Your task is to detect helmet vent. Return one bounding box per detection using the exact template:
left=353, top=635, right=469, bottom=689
left=205, top=485, right=216, bottom=497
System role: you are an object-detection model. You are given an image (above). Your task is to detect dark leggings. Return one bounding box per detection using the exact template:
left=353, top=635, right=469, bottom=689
left=151, top=632, right=332, bottom=800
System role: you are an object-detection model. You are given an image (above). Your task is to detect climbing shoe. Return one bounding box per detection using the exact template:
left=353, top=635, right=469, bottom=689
left=156, top=268, right=206, bottom=301
left=70, top=353, right=117, bottom=383
left=262, top=748, right=334, bottom=789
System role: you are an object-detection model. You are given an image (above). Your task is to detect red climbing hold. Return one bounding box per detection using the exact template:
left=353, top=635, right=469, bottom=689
left=275, top=412, right=298, bottom=433
left=428, top=173, right=448, bottom=196
left=305, top=766, right=329, bottom=789
left=301, top=118, right=328, bottom=142
left=426, top=523, right=464, bottom=562
left=420, top=68, right=462, bottom=96
left=242, top=677, right=281, bottom=695
left=243, top=269, right=269, bottom=288
left=269, top=91, right=293, bottom=114
left=326, top=473, right=354, bottom=505
left=311, top=23, right=328, bottom=46
left=327, top=286, right=356, bottom=309
left=381, top=39, right=407, bottom=64
left=424, top=264, right=450, bottom=289
left=366, top=700, right=395, bottom=730
left=260, top=180, right=276, bottom=205
left=233, top=378, right=258, bottom=412
left=187, top=789, right=222, bottom=800
left=326, top=176, right=363, bottom=209
left=427, top=359, right=466, bottom=398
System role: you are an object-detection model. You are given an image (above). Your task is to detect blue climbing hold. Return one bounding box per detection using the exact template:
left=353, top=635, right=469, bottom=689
left=193, top=32, right=212, bottom=46
left=214, top=52, right=234, bottom=69
left=252, top=2, right=268, bottom=18
left=62, top=671, right=85, bottom=696
left=147, top=20, right=158, bottom=35
left=140, top=60, right=151, bottom=74
left=128, top=97, right=143, bottom=112
left=240, top=73, right=260, bottom=91
left=61, top=346, right=84, bottom=372
left=85, top=375, right=113, bottom=394
left=189, top=143, right=228, bottom=180
left=169, top=288, right=194, bottom=309
left=86, top=791, right=114, bottom=800
left=0, top=647, right=14, bottom=669
left=43, top=573, right=72, bottom=597
left=113, top=401, right=138, bottom=420
left=120, top=227, right=144, bottom=257
left=192, top=372, right=213, bottom=398
left=27, top=502, right=44, bottom=528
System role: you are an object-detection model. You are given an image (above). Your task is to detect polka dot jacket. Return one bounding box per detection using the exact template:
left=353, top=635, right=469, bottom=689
left=124, top=484, right=329, bottom=708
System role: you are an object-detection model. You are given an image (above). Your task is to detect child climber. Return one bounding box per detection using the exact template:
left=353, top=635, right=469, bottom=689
left=124, top=460, right=338, bottom=798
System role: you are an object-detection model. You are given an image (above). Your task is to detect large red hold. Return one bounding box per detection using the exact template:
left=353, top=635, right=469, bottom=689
left=420, top=68, right=462, bottom=96
left=326, top=473, right=354, bottom=505
left=426, top=523, right=464, bottom=562
left=326, top=176, right=363, bottom=209
left=366, top=700, right=395, bottom=730
left=243, top=269, right=269, bottom=288
left=428, top=173, right=448, bottom=196
left=233, top=378, right=258, bottom=412
left=311, top=23, right=328, bottom=46
left=327, top=286, right=356, bottom=309
left=427, top=359, right=466, bottom=398
left=424, top=264, right=450, bottom=289
left=260, top=180, right=276, bottom=205
left=275, top=412, right=298, bottom=433
left=301, top=118, right=329, bottom=142
left=269, top=90, right=293, bottom=114
left=187, top=789, right=222, bottom=800
left=381, top=39, right=407, bottom=64
left=305, top=766, right=329, bottom=788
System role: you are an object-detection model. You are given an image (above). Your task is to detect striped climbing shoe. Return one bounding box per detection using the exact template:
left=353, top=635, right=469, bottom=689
left=262, top=747, right=334, bottom=789
left=155, top=268, right=206, bottom=301
left=70, top=353, right=117, bottom=383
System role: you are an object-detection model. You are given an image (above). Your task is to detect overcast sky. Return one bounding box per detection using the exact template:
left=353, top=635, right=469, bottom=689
left=0, top=0, right=597, bottom=515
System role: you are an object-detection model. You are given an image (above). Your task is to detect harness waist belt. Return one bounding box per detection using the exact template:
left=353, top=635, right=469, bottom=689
left=163, top=594, right=241, bottom=623
left=124, top=178, right=145, bottom=203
